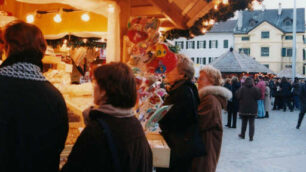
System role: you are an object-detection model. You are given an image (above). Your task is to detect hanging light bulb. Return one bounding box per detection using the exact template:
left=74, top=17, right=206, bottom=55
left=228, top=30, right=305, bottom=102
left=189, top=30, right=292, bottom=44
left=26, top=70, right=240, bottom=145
left=222, top=0, right=229, bottom=5
left=203, top=21, right=209, bottom=26
left=83, top=39, right=88, bottom=43
left=108, top=4, right=115, bottom=13
left=201, top=28, right=207, bottom=33
left=214, top=4, right=218, bottom=10
left=26, top=14, right=34, bottom=23
left=209, top=19, right=215, bottom=25
left=81, top=13, right=90, bottom=22
left=54, top=14, right=62, bottom=23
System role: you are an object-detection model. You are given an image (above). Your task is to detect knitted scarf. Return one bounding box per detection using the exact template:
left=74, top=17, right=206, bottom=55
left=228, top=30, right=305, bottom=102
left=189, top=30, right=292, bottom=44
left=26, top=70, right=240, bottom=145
left=0, top=62, right=46, bottom=81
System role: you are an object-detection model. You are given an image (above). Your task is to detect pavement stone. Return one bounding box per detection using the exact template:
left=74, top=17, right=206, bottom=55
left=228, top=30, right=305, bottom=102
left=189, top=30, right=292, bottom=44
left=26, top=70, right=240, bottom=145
left=217, top=109, right=306, bottom=172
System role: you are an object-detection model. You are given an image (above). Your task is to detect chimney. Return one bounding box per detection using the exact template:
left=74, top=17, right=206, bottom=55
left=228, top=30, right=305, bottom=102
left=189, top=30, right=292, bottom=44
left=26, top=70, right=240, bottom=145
left=278, top=3, right=282, bottom=16
left=237, top=11, right=243, bottom=30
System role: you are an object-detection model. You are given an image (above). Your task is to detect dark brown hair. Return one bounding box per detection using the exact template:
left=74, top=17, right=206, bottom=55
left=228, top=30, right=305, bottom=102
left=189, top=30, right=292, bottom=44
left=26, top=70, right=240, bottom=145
left=1, top=20, right=46, bottom=68
left=93, top=62, right=137, bottom=108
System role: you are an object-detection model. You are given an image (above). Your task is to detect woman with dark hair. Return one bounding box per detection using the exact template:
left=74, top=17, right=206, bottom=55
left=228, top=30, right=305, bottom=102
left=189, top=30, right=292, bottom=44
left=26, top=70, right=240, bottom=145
left=0, top=21, right=68, bottom=172
left=280, top=77, right=293, bottom=112
left=62, top=62, right=152, bottom=172
left=236, top=77, right=261, bottom=141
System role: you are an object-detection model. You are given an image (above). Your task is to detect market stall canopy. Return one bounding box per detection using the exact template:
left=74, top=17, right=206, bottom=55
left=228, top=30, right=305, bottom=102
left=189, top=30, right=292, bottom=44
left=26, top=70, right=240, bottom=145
left=276, top=68, right=305, bottom=79
left=211, top=49, right=275, bottom=74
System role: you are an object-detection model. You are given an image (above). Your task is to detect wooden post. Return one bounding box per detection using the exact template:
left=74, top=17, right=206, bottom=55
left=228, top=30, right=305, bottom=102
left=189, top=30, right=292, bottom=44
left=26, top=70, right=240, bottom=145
left=117, top=0, right=131, bottom=62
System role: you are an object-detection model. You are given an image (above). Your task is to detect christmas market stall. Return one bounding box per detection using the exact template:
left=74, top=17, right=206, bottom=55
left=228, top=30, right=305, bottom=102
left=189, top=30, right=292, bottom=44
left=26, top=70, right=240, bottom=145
left=276, top=68, right=305, bottom=79
left=211, top=48, right=275, bottom=78
left=1, top=0, right=264, bottom=168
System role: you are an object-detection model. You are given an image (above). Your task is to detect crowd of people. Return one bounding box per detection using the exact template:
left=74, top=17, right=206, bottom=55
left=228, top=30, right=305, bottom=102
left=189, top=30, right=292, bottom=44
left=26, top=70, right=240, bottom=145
left=1, top=21, right=305, bottom=172
left=223, top=74, right=306, bottom=138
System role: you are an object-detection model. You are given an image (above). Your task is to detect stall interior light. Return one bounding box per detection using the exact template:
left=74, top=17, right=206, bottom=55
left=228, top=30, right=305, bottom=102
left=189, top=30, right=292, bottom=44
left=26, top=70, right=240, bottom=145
left=81, top=13, right=90, bottom=22
left=203, top=21, right=209, bottom=26
left=209, top=19, right=215, bottom=25
left=201, top=28, right=207, bottom=33
left=26, top=14, right=35, bottom=23
left=214, top=4, right=218, bottom=10
left=108, top=4, right=115, bottom=13
left=54, top=14, right=62, bottom=23
left=222, top=0, right=229, bottom=4
left=83, top=39, right=88, bottom=43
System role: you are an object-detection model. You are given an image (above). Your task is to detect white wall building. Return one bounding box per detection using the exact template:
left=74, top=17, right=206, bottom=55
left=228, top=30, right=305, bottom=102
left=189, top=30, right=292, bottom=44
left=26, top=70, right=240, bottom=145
left=171, top=20, right=237, bottom=75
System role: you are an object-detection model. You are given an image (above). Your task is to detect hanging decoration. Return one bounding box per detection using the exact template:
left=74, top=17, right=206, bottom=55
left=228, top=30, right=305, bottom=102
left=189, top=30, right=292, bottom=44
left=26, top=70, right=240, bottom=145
left=46, top=35, right=106, bottom=49
left=164, top=0, right=264, bottom=40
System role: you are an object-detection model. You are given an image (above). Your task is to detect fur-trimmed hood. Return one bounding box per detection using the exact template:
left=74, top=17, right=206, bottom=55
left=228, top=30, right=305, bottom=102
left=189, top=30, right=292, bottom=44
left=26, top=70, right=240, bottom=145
left=198, top=86, right=232, bottom=101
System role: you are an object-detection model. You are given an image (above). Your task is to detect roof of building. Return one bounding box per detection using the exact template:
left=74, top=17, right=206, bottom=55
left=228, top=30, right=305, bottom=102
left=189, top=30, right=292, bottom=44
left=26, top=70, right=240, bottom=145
left=234, top=8, right=305, bottom=34
left=211, top=49, right=274, bottom=74
left=276, top=68, right=305, bottom=78
left=209, top=20, right=237, bottom=33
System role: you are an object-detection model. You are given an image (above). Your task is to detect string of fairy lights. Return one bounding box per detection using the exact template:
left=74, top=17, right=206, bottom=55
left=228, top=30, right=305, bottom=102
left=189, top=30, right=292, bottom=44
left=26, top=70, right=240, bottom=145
left=164, top=0, right=264, bottom=40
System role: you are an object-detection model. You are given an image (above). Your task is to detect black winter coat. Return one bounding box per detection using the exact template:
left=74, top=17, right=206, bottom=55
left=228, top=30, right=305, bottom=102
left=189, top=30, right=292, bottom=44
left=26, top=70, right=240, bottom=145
left=61, top=110, right=153, bottom=172
left=299, top=83, right=306, bottom=112
left=231, top=82, right=241, bottom=112
left=280, top=82, right=292, bottom=97
left=159, top=80, right=199, bottom=132
left=158, top=80, right=200, bottom=170
left=236, top=85, right=261, bottom=115
left=0, top=76, right=68, bottom=172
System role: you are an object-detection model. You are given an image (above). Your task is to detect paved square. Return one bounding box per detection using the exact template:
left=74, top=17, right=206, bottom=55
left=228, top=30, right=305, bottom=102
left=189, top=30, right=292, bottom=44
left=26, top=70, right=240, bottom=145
left=217, top=110, right=306, bottom=172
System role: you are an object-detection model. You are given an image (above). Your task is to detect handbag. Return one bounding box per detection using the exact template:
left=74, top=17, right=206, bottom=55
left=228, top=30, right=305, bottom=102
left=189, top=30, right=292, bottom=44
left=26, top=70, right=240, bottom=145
left=161, top=88, right=206, bottom=162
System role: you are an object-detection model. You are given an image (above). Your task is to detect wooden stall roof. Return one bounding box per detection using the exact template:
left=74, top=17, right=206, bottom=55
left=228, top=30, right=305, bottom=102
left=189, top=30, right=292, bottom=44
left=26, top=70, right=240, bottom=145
left=130, top=0, right=217, bottom=30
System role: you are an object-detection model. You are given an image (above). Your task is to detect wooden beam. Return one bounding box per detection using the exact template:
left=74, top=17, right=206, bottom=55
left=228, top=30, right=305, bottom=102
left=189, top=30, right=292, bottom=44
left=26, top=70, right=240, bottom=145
left=186, top=1, right=214, bottom=28
left=131, top=5, right=161, bottom=16
left=160, top=20, right=175, bottom=27
left=181, top=0, right=198, bottom=15
left=148, top=0, right=188, bottom=29
left=117, top=0, right=131, bottom=62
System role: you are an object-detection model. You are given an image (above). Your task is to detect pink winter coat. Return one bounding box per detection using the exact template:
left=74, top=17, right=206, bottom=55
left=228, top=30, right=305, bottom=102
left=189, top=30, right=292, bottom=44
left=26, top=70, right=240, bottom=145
left=256, top=80, right=266, bottom=100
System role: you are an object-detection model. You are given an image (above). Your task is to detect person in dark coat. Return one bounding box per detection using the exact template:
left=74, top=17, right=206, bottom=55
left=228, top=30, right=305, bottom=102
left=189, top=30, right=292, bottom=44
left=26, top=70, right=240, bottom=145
left=224, top=78, right=232, bottom=128
left=0, top=21, right=68, bottom=172
left=158, top=54, right=204, bottom=172
left=228, top=77, right=240, bottom=128
left=280, top=77, right=293, bottom=112
left=296, top=80, right=306, bottom=129
left=236, top=77, right=261, bottom=141
left=61, top=63, right=153, bottom=172
left=292, top=77, right=301, bottom=110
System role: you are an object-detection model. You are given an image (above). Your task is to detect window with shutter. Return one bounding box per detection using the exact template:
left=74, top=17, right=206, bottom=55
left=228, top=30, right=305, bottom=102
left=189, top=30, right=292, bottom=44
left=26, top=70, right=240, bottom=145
left=303, top=49, right=305, bottom=60
left=191, top=57, right=195, bottom=62
left=224, top=40, right=228, bottom=48
left=186, top=42, right=189, bottom=49
left=197, top=41, right=200, bottom=49
left=196, top=57, right=200, bottom=64
left=216, top=40, right=218, bottom=48
left=204, top=41, right=206, bottom=48
left=282, top=48, right=286, bottom=57
left=303, top=65, right=306, bottom=75
left=192, top=41, right=195, bottom=49
left=287, top=48, right=292, bottom=57
left=209, top=40, right=211, bottom=48
left=202, top=57, right=206, bottom=65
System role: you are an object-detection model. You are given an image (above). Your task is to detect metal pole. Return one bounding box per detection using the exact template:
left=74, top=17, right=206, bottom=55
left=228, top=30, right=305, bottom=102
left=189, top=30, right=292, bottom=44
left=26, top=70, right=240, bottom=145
left=292, top=0, right=297, bottom=81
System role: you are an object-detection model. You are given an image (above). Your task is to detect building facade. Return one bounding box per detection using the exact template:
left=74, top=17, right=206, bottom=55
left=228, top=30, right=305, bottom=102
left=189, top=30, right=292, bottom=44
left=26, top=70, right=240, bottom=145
left=171, top=20, right=237, bottom=74
left=234, top=7, right=306, bottom=74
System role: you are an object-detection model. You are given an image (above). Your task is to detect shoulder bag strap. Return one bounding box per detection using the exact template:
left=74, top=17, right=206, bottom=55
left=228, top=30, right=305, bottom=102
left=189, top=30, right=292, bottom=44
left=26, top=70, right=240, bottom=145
left=95, top=114, right=122, bottom=172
